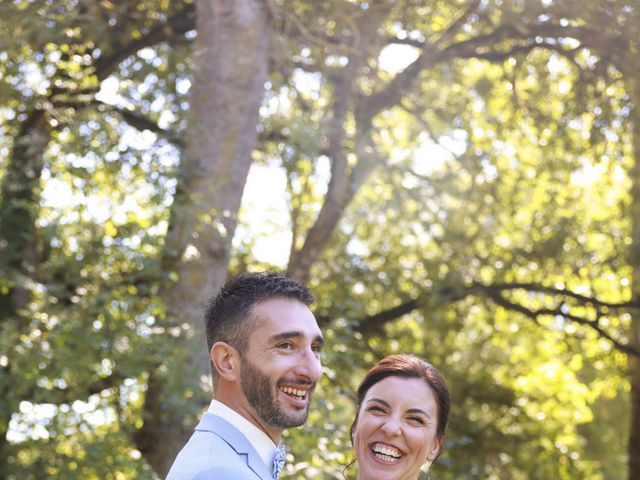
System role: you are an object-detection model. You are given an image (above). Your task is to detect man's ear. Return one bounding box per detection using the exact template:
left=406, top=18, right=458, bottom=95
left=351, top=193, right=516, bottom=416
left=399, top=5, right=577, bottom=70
left=211, top=342, right=240, bottom=382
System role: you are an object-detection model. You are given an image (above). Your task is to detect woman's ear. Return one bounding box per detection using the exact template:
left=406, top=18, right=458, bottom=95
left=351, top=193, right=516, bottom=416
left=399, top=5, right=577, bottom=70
left=211, top=341, right=240, bottom=382
left=427, top=435, right=444, bottom=462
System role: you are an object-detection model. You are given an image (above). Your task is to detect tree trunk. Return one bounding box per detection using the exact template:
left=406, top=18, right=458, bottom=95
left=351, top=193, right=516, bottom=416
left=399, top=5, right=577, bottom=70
left=0, top=111, right=49, bottom=477
left=628, top=81, right=640, bottom=480
left=287, top=4, right=392, bottom=282
left=134, top=0, right=270, bottom=476
left=0, top=111, right=48, bottom=317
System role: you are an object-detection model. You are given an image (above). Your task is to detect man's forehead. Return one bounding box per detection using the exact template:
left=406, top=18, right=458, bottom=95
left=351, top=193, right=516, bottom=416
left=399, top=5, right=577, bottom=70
left=251, top=297, right=314, bottom=317
left=250, top=298, right=320, bottom=332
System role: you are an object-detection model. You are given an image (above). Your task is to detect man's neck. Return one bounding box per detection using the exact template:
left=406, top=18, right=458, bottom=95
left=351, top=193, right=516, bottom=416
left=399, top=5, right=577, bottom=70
left=213, top=394, right=282, bottom=444
left=208, top=398, right=281, bottom=470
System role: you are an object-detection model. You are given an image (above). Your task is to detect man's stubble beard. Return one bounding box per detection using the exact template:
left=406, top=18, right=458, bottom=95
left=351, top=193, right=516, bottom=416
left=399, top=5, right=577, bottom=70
left=240, top=356, right=312, bottom=429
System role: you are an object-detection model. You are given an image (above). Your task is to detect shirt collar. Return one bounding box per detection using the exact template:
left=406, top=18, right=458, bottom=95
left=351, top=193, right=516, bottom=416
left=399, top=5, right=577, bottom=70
left=208, top=399, right=278, bottom=469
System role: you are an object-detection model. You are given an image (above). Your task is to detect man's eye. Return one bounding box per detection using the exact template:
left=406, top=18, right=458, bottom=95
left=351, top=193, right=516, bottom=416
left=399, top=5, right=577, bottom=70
left=311, top=344, right=323, bottom=355
left=278, top=342, right=294, bottom=350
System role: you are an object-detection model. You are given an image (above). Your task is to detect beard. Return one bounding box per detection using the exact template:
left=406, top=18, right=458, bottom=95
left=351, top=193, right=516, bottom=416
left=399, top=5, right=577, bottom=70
left=239, top=356, right=312, bottom=429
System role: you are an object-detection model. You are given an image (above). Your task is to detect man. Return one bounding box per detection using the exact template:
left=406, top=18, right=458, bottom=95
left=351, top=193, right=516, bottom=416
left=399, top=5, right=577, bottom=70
left=166, top=271, right=324, bottom=480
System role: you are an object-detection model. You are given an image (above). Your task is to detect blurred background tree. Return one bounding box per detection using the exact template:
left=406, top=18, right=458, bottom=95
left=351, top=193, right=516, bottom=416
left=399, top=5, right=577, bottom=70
left=1, top=0, right=639, bottom=479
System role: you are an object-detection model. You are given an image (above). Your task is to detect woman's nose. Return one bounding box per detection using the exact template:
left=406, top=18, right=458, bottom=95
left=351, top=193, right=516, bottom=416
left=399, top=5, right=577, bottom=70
left=380, top=416, right=402, bottom=436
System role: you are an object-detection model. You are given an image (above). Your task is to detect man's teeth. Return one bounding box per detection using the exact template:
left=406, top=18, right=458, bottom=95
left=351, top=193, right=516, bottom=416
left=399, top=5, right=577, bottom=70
left=372, top=444, right=402, bottom=461
left=280, top=386, right=306, bottom=398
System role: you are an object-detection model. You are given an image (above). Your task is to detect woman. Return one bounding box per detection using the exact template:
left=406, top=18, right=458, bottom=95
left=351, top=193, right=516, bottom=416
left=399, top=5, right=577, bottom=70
left=350, top=354, right=451, bottom=480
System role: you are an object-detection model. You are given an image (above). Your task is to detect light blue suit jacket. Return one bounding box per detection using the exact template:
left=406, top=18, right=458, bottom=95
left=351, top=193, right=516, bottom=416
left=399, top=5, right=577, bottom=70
left=166, top=413, right=273, bottom=480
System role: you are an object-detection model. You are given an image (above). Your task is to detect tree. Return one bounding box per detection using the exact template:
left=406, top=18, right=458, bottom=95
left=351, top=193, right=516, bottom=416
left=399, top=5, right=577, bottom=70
left=1, top=0, right=639, bottom=478
left=0, top=1, right=197, bottom=476
left=135, top=0, right=271, bottom=473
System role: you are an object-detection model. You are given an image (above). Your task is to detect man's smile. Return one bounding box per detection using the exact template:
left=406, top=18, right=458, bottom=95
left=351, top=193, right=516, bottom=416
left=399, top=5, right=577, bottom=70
left=279, top=385, right=309, bottom=400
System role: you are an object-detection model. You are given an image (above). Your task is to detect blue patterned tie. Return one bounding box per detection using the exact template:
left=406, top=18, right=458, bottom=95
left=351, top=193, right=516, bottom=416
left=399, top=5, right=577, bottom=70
left=272, top=443, right=286, bottom=479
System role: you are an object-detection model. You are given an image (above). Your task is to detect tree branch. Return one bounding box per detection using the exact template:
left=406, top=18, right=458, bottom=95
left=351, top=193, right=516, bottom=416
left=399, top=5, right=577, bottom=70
left=487, top=293, right=640, bottom=357
left=111, top=106, right=185, bottom=147
left=477, top=282, right=639, bottom=310
left=92, top=3, right=196, bottom=81
left=23, top=371, right=128, bottom=405
left=379, top=21, right=613, bottom=107
left=350, top=281, right=640, bottom=356
left=361, top=0, right=481, bottom=119
left=287, top=4, right=393, bottom=282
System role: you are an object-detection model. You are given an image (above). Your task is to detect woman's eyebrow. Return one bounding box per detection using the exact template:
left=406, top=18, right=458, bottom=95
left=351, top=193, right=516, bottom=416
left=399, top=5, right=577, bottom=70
left=366, top=398, right=390, bottom=408
left=406, top=408, right=431, bottom=419
left=366, top=399, right=432, bottom=419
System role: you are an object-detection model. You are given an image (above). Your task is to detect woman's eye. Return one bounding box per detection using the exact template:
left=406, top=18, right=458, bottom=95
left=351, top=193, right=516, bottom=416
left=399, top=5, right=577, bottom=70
left=407, top=416, right=425, bottom=425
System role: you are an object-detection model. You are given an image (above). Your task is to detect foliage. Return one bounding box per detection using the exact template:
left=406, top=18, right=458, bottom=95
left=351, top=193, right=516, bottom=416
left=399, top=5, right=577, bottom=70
left=1, top=0, right=639, bottom=479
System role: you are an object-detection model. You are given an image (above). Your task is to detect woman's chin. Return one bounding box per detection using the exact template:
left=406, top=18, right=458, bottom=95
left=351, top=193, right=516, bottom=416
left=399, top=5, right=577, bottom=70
left=358, top=457, right=409, bottom=480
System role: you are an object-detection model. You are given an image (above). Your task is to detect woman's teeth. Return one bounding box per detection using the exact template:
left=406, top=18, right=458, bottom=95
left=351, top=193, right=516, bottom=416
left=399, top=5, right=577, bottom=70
left=372, top=443, right=402, bottom=462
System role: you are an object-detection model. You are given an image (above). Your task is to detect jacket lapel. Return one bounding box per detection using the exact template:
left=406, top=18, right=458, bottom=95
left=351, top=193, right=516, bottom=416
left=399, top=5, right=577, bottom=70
left=196, top=413, right=273, bottom=480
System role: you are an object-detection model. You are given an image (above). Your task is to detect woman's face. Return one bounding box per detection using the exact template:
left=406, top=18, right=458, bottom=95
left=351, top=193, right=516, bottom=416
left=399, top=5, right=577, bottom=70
left=353, top=376, right=442, bottom=480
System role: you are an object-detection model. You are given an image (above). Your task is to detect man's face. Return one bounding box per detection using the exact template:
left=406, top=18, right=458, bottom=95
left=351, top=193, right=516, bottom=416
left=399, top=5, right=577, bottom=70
left=239, top=298, right=323, bottom=432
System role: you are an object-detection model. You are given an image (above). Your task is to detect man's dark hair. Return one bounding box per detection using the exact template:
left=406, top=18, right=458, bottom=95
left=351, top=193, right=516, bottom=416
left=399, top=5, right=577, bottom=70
left=205, top=271, right=314, bottom=381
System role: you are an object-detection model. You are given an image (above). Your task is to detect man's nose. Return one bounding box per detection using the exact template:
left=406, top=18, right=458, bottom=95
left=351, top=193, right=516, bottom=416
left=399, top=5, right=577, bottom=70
left=294, top=346, right=322, bottom=382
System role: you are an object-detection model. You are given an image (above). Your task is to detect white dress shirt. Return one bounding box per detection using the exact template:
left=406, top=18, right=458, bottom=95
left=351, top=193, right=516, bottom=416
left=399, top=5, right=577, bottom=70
left=207, top=399, right=278, bottom=470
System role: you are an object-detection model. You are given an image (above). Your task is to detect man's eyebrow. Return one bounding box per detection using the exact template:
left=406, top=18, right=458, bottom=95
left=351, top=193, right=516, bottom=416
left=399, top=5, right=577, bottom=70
left=269, top=331, right=325, bottom=345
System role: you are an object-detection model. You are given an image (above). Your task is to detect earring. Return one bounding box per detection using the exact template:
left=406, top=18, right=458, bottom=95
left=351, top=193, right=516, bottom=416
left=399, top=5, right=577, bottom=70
left=421, top=460, right=433, bottom=480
